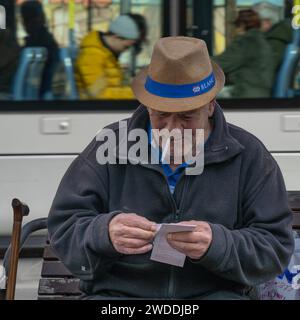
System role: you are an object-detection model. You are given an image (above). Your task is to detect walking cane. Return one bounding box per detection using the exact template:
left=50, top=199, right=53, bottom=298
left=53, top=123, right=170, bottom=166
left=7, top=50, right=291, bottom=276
left=5, top=198, right=29, bottom=300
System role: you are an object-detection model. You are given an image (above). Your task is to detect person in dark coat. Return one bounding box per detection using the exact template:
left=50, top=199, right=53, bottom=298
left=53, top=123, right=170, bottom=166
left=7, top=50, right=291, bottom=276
left=48, top=37, right=294, bottom=300
left=0, top=0, right=19, bottom=98
left=0, top=29, right=20, bottom=99
left=253, top=2, right=293, bottom=72
left=213, top=9, right=276, bottom=98
left=20, top=0, right=59, bottom=98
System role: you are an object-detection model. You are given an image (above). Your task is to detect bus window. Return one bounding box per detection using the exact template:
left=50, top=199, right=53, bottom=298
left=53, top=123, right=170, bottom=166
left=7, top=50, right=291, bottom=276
left=211, top=0, right=299, bottom=99
left=0, top=0, right=162, bottom=101
left=0, top=0, right=299, bottom=103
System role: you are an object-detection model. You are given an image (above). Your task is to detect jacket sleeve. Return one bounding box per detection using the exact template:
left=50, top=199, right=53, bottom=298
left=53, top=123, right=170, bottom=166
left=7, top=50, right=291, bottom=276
left=48, top=154, right=122, bottom=280
left=192, top=157, right=294, bottom=287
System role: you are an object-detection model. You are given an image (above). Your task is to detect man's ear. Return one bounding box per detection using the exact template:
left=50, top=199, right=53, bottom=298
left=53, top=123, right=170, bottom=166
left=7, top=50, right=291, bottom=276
left=208, top=100, right=216, bottom=117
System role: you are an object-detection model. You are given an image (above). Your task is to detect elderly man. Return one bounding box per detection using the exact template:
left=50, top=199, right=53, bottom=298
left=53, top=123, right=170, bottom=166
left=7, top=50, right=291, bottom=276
left=48, top=36, right=294, bottom=300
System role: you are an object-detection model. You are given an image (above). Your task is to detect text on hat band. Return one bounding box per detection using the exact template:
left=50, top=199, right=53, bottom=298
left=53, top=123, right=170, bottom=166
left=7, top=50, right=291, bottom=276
left=144, top=72, right=216, bottom=98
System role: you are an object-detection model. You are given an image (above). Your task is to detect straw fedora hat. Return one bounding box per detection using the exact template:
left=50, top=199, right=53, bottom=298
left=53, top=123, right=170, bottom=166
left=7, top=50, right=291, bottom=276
left=132, top=36, right=225, bottom=113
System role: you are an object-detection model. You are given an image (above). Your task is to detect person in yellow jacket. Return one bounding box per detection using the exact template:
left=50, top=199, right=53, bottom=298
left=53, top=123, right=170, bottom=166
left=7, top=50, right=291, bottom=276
left=75, top=14, right=147, bottom=100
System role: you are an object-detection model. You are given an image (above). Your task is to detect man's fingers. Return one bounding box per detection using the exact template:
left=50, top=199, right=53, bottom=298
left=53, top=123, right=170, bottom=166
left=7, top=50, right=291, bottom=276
left=122, top=244, right=153, bottom=255
left=167, top=231, right=198, bottom=243
left=122, top=214, right=156, bottom=231
left=126, top=219, right=156, bottom=232
left=118, top=226, right=156, bottom=240
left=115, top=238, right=150, bottom=249
left=167, top=239, right=199, bottom=254
left=167, top=239, right=203, bottom=259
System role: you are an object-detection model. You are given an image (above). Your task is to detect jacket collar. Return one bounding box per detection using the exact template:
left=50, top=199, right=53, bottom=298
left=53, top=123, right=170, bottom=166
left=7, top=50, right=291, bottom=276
left=203, top=103, right=245, bottom=165
left=114, top=103, right=244, bottom=167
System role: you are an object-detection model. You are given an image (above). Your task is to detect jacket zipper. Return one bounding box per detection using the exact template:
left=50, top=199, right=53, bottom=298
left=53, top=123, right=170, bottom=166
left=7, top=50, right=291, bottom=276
left=159, top=173, right=189, bottom=299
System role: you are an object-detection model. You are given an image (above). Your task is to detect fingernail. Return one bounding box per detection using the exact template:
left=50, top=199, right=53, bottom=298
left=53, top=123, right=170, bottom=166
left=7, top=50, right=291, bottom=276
left=151, top=225, right=157, bottom=232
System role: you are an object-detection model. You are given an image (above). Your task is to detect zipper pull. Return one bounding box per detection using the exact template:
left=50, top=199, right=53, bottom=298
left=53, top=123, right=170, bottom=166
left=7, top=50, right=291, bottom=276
left=175, top=209, right=180, bottom=222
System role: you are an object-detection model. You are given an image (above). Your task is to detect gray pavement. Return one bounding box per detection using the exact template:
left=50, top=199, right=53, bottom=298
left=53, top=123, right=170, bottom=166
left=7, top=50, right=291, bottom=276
left=0, top=258, right=42, bottom=300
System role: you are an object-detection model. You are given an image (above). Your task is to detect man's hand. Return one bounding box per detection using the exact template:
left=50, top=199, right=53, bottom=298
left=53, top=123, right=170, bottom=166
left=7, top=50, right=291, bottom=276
left=167, top=220, right=212, bottom=260
left=109, top=213, right=157, bottom=255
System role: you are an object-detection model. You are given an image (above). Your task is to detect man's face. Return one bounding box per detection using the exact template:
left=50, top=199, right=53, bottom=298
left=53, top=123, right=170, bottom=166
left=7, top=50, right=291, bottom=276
left=148, top=101, right=215, bottom=163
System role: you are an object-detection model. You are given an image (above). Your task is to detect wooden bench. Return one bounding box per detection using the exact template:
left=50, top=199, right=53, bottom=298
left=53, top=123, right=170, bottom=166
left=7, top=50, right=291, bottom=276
left=289, top=191, right=300, bottom=229
left=38, top=239, right=82, bottom=300
left=37, top=191, right=300, bottom=300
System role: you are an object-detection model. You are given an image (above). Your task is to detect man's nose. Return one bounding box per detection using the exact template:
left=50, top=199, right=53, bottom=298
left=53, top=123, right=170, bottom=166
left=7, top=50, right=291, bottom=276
left=164, top=116, right=182, bottom=132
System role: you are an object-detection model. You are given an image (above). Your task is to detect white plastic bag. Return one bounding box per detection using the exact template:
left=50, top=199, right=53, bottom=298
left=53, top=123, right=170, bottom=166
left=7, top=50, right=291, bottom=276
left=0, top=265, right=6, bottom=290
left=258, top=231, right=300, bottom=300
left=0, top=265, right=6, bottom=299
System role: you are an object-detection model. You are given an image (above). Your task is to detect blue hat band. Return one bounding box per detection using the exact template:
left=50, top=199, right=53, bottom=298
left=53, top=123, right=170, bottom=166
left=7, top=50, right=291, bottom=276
left=144, top=72, right=216, bottom=98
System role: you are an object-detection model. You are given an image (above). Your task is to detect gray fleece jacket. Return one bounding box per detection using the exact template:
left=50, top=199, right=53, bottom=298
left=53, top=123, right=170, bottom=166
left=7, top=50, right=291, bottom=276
left=48, top=104, right=294, bottom=299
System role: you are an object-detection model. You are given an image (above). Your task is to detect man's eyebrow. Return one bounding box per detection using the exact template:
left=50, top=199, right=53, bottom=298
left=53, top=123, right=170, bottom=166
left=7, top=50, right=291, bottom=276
left=178, top=110, right=197, bottom=116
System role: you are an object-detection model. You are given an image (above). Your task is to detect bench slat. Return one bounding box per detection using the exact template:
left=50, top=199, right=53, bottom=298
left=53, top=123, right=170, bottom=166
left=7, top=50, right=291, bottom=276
left=288, top=191, right=300, bottom=211
left=43, top=245, right=59, bottom=261
left=38, top=278, right=81, bottom=295
left=293, top=211, right=300, bottom=229
left=38, top=295, right=81, bottom=300
left=41, top=261, right=73, bottom=278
